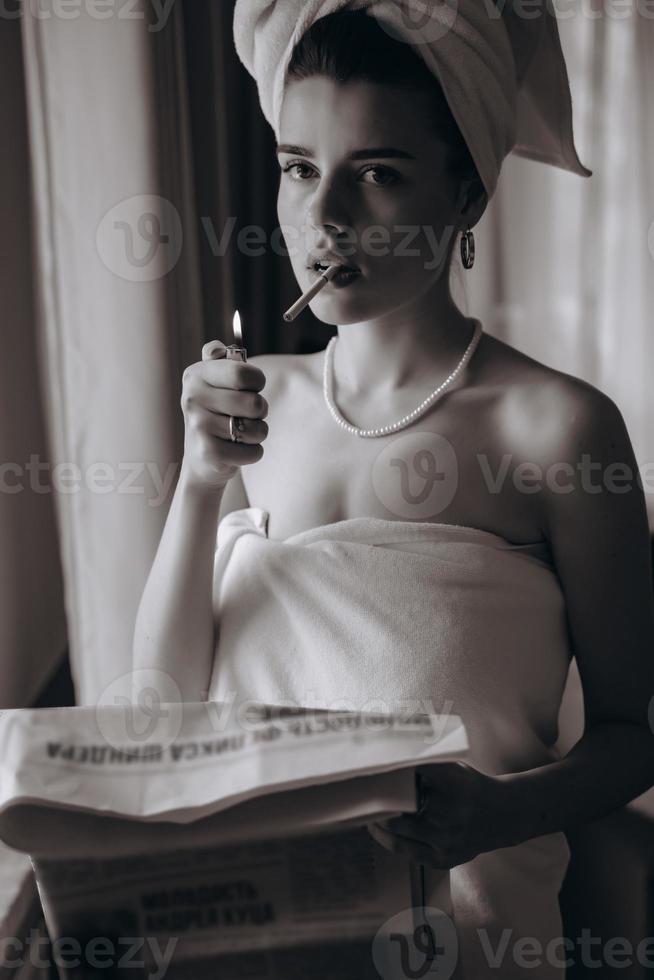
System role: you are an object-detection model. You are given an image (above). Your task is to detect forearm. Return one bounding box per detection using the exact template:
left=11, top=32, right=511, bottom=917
left=498, top=721, right=654, bottom=846
left=132, top=463, right=224, bottom=702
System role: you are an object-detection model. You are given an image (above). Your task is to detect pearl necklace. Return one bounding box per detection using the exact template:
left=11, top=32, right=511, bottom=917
left=322, top=320, right=483, bottom=438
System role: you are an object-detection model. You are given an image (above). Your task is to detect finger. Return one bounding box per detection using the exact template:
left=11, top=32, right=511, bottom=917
left=199, top=409, right=268, bottom=445
left=370, top=823, right=454, bottom=870
left=202, top=340, right=228, bottom=361
left=371, top=819, right=433, bottom=850
left=368, top=822, right=436, bottom=866
left=417, top=761, right=473, bottom=787
left=200, top=359, right=267, bottom=396
left=198, top=386, right=268, bottom=421
left=386, top=814, right=447, bottom=841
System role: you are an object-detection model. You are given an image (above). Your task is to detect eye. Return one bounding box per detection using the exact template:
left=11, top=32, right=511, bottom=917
left=360, top=165, right=398, bottom=186
left=281, top=161, right=315, bottom=180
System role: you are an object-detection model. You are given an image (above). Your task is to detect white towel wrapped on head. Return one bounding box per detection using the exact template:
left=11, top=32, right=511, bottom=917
left=233, top=0, right=592, bottom=199
left=208, top=507, right=573, bottom=979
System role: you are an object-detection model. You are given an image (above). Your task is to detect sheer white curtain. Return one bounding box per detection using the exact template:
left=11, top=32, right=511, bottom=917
left=20, top=0, right=202, bottom=705
left=466, top=3, right=654, bottom=527
left=463, top=4, right=654, bottom=809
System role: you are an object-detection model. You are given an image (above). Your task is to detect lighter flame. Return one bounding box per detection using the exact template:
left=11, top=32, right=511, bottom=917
left=233, top=310, right=242, bottom=346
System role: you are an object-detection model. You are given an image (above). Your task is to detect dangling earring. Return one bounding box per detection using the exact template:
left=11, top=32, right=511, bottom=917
left=460, top=226, right=475, bottom=270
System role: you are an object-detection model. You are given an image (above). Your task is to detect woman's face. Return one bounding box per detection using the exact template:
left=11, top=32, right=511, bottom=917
left=276, top=75, right=467, bottom=324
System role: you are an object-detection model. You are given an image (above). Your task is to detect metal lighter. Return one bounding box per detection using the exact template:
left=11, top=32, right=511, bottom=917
left=225, top=310, right=247, bottom=362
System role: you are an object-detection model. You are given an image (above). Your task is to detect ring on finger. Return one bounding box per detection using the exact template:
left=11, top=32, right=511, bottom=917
left=229, top=416, right=246, bottom=443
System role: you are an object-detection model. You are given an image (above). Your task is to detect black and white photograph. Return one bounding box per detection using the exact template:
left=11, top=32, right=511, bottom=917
left=0, top=0, right=653, bottom=977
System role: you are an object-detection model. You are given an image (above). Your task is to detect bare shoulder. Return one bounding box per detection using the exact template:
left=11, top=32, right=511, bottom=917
left=487, top=337, right=647, bottom=544
left=478, top=332, right=625, bottom=459
left=475, top=333, right=641, bottom=534
left=526, top=367, right=640, bottom=534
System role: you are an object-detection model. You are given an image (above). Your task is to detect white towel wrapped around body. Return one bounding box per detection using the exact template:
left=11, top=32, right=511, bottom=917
left=208, top=507, right=574, bottom=979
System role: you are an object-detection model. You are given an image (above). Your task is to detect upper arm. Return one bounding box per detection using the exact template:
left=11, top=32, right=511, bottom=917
left=537, top=381, right=654, bottom=730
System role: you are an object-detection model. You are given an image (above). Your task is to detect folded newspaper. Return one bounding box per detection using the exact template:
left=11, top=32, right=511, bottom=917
left=0, top=702, right=469, bottom=977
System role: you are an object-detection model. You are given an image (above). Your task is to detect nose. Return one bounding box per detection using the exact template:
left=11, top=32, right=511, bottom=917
left=307, top=177, right=351, bottom=235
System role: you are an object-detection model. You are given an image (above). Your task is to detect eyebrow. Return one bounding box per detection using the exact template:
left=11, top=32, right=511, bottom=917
left=276, top=144, right=416, bottom=160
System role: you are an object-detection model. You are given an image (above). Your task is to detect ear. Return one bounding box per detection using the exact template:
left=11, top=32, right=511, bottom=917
left=456, top=174, right=488, bottom=230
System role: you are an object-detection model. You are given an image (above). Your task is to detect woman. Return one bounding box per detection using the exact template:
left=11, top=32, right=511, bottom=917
left=133, top=4, right=654, bottom=977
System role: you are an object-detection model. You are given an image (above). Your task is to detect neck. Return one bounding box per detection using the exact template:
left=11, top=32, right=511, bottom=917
left=330, top=274, right=478, bottom=398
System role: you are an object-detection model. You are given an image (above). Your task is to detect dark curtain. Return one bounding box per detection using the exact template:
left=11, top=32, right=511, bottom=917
left=181, top=0, right=335, bottom=356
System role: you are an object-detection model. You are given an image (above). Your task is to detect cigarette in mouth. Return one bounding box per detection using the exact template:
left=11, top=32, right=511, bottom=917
left=283, top=264, right=341, bottom=322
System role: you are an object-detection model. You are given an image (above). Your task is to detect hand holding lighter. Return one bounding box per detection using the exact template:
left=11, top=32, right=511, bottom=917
left=225, top=342, right=247, bottom=440
left=202, top=314, right=248, bottom=441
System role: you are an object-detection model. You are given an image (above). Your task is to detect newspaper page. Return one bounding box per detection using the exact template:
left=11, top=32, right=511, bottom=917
left=0, top=702, right=468, bottom=839
left=30, top=826, right=417, bottom=971
left=0, top=703, right=468, bottom=978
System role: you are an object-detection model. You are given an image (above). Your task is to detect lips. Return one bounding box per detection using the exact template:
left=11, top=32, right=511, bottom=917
left=307, top=253, right=359, bottom=273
